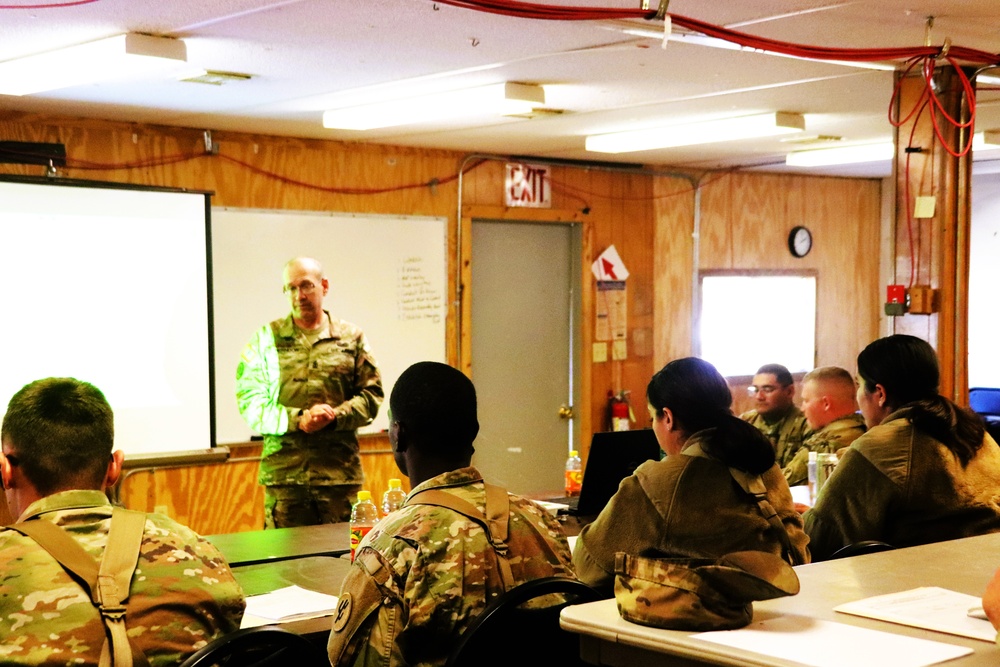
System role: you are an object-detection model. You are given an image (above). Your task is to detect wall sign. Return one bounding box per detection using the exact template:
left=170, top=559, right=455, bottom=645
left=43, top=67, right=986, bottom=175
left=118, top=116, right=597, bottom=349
left=505, top=162, right=551, bottom=208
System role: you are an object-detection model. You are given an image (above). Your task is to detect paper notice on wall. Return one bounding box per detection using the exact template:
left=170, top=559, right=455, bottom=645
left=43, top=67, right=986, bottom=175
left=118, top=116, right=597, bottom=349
left=592, top=245, right=629, bottom=282
left=596, top=281, right=627, bottom=342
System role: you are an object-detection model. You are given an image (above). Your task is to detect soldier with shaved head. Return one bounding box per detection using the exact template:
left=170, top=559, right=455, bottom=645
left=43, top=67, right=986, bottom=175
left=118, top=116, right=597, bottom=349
left=782, top=366, right=867, bottom=486
left=237, top=256, right=383, bottom=528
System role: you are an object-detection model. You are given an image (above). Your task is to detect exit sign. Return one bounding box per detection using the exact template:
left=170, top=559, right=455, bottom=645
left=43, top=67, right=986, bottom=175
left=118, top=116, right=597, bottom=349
left=505, top=162, right=551, bottom=208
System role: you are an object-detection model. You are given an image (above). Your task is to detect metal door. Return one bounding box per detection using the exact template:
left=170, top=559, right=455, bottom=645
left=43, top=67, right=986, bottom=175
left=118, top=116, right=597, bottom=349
left=471, top=220, right=581, bottom=496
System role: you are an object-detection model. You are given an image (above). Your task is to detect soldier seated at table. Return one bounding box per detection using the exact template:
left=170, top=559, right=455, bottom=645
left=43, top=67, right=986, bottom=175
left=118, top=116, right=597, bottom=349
left=740, top=363, right=813, bottom=481
left=328, top=361, right=575, bottom=667
left=782, top=366, right=867, bottom=486
left=0, top=377, right=245, bottom=665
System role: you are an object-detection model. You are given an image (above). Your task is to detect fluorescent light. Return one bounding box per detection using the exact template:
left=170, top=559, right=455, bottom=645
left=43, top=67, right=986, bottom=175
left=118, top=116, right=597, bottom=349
left=585, top=112, right=805, bottom=154
left=0, top=33, right=204, bottom=97
left=322, top=82, right=545, bottom=131
left=975, top=131, right=1000, bottom=150
left=787, top=133, right=1000, bottom=167
left=786, top=142, right=894, bottom=167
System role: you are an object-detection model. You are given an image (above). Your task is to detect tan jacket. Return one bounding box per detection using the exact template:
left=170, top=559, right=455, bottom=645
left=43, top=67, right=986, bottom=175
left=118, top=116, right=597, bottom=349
left=805, top=407, right=1000, bottom=560
left=573, top=432, right=811, bottom=593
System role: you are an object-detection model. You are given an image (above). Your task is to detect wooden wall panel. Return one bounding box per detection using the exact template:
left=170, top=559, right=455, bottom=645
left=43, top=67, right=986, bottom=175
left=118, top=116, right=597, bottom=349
left=118, top=445, right=264, bottom=534
left=0, top=111, right=882, bottom=529
left=652, top=175, right=698, bottom=369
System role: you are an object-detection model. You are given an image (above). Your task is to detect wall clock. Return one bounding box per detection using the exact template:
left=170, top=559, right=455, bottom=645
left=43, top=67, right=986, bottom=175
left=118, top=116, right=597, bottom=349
left=788, top=226, right=812, bottom=258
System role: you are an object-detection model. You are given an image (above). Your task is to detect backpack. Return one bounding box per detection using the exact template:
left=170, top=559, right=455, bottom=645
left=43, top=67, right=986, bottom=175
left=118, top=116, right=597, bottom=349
left=8, top=507, right=148, bottom=667
left=327, top=483, right=514, bottom=666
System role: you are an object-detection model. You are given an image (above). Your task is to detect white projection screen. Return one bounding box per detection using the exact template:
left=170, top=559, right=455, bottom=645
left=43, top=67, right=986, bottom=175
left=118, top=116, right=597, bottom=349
left=0, top=178, right=213, bottom=458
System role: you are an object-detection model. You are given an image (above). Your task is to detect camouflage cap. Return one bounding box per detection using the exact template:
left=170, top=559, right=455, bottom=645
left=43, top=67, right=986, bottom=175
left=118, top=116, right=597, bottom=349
left=613, top=550, right=800, bottom=631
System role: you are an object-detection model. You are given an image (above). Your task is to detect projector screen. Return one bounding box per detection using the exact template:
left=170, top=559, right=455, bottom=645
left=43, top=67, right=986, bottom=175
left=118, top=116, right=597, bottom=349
left=0, top=178, right=213, bottom=458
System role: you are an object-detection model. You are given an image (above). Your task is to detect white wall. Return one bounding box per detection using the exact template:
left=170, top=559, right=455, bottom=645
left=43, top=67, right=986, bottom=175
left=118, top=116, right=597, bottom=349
left=969, top=169, right=1000, bottom=387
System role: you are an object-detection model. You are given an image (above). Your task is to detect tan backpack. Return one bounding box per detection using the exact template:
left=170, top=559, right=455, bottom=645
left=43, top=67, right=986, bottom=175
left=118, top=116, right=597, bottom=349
left=9, top=507, right=148, bottom=667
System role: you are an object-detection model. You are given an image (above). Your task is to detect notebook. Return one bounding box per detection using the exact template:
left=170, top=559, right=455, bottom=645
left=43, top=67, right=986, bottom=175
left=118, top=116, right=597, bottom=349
left=560, top=429, right=660, bottom=517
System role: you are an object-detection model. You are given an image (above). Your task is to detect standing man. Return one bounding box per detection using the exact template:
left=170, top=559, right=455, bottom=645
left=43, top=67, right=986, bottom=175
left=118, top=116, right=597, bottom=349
left=237, top=257, right=383, bottom=528
left=783, top=366, right=867, bottom=486
left=740, top=363, right=812, bottom=475
left=0, top=377, right=244, bottom=664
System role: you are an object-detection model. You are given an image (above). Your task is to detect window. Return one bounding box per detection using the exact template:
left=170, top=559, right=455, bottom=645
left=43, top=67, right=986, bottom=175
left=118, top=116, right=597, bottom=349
left=698, top=272, right=817, bottom=377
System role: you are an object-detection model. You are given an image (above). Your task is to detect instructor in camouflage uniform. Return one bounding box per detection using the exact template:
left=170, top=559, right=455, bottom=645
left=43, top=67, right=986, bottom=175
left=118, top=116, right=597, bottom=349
left=328, top=362, right=574, bottom=667
left=237, top=257, right=383, bottom=528
left=740, top=363, right=813, bottom=478
left=0, top=377, right=245, bottom=665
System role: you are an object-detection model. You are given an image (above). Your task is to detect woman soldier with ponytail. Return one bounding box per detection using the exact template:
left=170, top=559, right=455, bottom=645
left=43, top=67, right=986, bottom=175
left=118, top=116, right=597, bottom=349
left=805, top=334, right=1000, bottom=560
left=573, top=357, right=810, bottom=593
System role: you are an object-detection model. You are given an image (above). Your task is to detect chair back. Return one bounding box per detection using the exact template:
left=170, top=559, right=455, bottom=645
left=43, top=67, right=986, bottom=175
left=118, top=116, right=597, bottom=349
left=178, top=625, right=328, bottom=667
left=445, top=576, right=600, bottom=667
left=970, top=388, right=1000, bottom=417
left=828, top=540, right=895, bottom=560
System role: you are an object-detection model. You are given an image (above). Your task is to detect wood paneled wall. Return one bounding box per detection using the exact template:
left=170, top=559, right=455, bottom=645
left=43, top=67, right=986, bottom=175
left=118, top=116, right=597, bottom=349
left=654, top=171, right=883, bottom=416
left=0, top=111, right=882, bottom=533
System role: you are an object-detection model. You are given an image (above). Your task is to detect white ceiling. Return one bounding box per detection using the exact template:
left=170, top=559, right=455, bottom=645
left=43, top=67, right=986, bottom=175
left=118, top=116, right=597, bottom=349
left=2, top=0, right=1000, bottom=177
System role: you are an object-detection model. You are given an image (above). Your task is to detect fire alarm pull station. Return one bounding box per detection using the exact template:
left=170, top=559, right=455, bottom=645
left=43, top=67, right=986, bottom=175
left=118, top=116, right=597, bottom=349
left=885, top=284, right=907, bottom=317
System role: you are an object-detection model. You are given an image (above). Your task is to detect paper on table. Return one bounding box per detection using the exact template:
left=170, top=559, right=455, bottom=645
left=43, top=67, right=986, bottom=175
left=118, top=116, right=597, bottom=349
left=244, top=584, right=340, bottom=622
left=695, top=615, right=972, bottom=667
left=834, top=586, right=997, bottom=642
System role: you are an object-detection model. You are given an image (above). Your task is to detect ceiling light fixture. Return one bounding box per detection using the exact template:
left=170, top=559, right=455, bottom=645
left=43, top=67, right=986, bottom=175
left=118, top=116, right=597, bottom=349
left=786, top=141, right=894, bottom=167
left=0, top=33, right=204, bottom=97
left=786, top=132, right=1000, bottom=167
left=585, top=112, right=805, bottom=154
left=322, top=82, right=545, bottom=131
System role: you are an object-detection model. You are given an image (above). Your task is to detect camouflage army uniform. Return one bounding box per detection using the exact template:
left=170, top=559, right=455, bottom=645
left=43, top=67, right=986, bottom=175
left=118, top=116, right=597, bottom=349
left=0, top=490, right=245, bottom=665
left=328, top=466, right=575, bottom=667
left=782, top=413, right=867, bottom=486
left=236, top=311, right=383, bottom=526
left=740, top=406, right=813, bottom=471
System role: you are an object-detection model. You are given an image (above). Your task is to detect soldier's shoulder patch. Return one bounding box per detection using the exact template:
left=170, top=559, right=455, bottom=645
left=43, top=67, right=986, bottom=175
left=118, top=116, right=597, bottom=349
left=332, top=592, right=353, bottom=633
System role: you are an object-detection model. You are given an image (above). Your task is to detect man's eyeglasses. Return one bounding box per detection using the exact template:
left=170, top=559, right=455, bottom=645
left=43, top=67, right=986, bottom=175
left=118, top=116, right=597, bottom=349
left=283, top=281, right=317, bottom=295
left=747, top=384, right=782, bottom=396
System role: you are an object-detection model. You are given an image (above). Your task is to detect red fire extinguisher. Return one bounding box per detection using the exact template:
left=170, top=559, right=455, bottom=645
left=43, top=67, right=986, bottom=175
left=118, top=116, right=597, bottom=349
left=608, top=390, right=632, bottom=431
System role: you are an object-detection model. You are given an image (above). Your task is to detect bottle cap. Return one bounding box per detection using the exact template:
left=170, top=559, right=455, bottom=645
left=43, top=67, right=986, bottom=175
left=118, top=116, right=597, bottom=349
left=569, top=450, right=579, bottom=457
left=357, top=490, right=372, bottom=502
left=388, top=478, right=401, bottom=488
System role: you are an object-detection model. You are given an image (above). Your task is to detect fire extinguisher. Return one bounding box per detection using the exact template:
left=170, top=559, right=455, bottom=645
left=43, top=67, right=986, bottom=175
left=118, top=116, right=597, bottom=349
left=608, top=390, right=632, bottom=431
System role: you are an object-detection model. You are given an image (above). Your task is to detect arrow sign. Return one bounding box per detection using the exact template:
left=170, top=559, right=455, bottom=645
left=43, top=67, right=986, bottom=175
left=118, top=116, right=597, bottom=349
left=601, top=258, right=618, bottom=280
left=592, top=245, right=629, bottom=281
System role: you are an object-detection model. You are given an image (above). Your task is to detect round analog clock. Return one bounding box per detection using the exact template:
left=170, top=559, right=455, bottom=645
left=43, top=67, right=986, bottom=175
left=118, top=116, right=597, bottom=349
left=788, top=225, right=812, bottom=258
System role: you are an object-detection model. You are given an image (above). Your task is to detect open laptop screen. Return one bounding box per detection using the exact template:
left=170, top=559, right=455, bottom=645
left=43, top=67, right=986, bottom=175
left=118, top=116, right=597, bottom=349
left=570, top=429, right=660, bottom=516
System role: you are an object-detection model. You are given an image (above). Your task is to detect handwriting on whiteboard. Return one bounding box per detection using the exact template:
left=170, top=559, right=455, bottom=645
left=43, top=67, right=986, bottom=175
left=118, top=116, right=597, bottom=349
left=398, top=256, right=443, bottom=323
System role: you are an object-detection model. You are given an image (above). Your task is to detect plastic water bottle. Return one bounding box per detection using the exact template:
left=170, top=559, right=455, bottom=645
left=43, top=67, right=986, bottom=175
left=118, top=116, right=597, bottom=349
left=382, top=478, right=407, bottom=517
left=350, top=490, right=379, bottom=562
left=565, top=450, right=583, bottom=497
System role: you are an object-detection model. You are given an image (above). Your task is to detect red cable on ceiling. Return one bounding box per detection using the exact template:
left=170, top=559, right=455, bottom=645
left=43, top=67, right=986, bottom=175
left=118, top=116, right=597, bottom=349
left=0, top=0, right=100, bottom=8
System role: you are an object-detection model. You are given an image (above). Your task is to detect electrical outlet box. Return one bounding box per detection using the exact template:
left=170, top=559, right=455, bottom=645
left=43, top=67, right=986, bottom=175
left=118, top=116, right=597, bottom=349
left=908, top=285, right=936, bottom=314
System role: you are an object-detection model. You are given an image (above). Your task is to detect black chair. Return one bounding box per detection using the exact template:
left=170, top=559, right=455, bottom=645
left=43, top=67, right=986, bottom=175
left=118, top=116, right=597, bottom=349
left=828, top=540, right=895, bottom=560
left=178, top=625, right=328, bottom=667
left=445, top=576, right=601, bottom=667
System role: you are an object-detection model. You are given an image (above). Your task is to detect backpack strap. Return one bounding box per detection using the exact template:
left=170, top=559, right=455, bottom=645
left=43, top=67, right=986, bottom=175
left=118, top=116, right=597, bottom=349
left=406, top=483, right=515, bottom=590
left=727, top=468, right=804, bottom=566
left=10, top=507, right=149, bottom=667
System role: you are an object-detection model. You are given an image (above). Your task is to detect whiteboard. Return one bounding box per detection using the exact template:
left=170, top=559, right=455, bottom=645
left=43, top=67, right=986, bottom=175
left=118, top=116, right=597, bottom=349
left=211, top=208, right=447, bottom=442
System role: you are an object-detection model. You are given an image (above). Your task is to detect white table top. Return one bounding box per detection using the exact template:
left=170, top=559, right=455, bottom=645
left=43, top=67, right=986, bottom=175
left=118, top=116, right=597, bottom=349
left=561, top=532, right=1000, bottom=667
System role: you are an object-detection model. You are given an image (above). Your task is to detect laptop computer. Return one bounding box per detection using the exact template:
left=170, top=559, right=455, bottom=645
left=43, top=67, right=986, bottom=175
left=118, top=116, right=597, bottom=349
left=558, top=429, right=660, bottom=517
